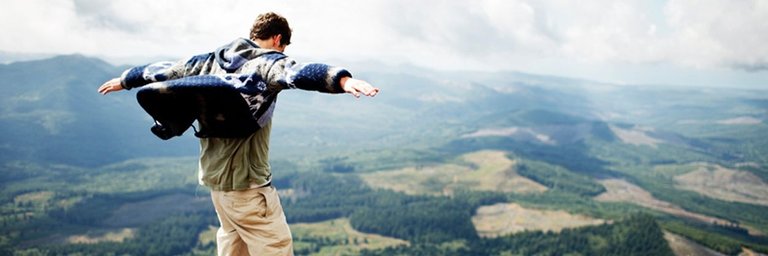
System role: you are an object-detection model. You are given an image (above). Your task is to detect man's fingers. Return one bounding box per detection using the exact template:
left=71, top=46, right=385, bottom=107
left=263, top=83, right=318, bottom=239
left=98, top=78, right=124, bottom=95
left=346, top=83, right=361, bottom=98
left=369, top=88, right=379, bottom=97
left=364, top=87, right=376, bottom=96
left=356, top=85, right=374, bottom=96
left=98, top=85, right=113, bottom=95
left=360, top=86, right=379, bottom=97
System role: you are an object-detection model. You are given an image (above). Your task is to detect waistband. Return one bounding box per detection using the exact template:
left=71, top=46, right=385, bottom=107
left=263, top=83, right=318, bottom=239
left=249, top=181, right=272, bottom=189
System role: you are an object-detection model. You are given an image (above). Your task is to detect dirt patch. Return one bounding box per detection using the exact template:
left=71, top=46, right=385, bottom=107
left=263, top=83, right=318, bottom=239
left=595, top=179, right=763, bottom=236
left=741, top=248, right=768, bottom=256
left=472, top=203, right=606, bottom=238
left=291, top=218, right=408, bottom=255
left=190, top=225, right=218, bottom=254
left=609, top=125, right=662, bottom=147
left=674, top=164, right=768, bottom=206
left=462, top=127, right=521, bottom=138
left=664, top=231, right=725, bottom=256
left=14, top=191, right=54, bottom=204
left=462, top=127, right=555, bottom=144
left=595, top=179, right=684, bottom=212
left=361, top=150, right=547, bottom=196
left=595, top=179, right=717, bottom=223
left=67, top=228, right=135, bottom=244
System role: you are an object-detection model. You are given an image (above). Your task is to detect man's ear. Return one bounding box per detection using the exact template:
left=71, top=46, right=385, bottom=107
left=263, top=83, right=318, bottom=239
left=273, top=34, right=282, bottom=47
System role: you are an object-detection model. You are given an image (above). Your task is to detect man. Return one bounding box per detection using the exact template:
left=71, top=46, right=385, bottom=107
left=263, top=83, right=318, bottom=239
left=98, top=12, right=379, bottom=256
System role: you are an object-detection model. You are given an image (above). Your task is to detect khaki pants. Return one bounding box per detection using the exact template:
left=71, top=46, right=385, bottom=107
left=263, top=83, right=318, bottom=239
left=210, top=185, right=293, bottom=256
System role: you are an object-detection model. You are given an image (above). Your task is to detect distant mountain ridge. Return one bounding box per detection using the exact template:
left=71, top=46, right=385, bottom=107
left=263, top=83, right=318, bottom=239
left=1, top=54, right=765, bottom=169
left=0, top=55, right=199, bottom=166
left=0, top=51, right=55, bottom=64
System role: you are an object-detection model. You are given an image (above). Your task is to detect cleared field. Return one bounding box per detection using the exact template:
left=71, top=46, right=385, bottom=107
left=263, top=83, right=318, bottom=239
left=472, top=202, right=606, bottom=238
left=609, top=125, right=662, bottom=148
left=189, top=225, right=218, bottom=255
left=674, top=164, right=768, bottom=206
left=14, top=191, right=54, bottom=204
left=197, top=225, right=217, bottom=245
left=664, top=231, right=725, bottom=256
left=594, top=179, right=764, bottom=235
left=360, top=150, right=547, bottom=196
left=595, top=179, right=685, bottom=213
left=461, top=127, right=555, bottom=144
left=67, top=228, right=135, bottom=244
left=290, top=218, right=408, bottom=255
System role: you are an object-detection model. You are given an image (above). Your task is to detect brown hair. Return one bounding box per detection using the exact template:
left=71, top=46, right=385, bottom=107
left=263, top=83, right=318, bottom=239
left=250, top=12, right=292, bottom=46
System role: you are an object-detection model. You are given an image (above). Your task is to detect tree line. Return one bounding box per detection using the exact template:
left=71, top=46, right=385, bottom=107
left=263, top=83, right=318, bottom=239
left=362, top=214, right=674, bottom=256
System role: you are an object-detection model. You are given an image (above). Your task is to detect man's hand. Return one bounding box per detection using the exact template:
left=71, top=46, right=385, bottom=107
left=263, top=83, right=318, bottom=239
left=340, top=77, right=379, bottom=98
left=98, top=78, right=125, bottom=95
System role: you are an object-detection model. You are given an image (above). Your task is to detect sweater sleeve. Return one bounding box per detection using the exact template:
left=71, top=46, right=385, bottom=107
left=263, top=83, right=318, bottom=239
left=119, top=52, right=215, bottom=90
left=268, top=57, right=352, bottom=94
left=141, top=72, right=268, bottom=95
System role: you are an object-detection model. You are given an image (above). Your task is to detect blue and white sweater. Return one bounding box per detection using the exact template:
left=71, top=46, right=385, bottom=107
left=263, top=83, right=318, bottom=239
left=120, top=38, right=352, bottom=133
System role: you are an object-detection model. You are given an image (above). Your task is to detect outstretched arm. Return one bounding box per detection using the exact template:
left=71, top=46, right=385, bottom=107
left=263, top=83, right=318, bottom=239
left=97, top=52, right=214, bottom=95
left=271, top=58, right=379, bottom=98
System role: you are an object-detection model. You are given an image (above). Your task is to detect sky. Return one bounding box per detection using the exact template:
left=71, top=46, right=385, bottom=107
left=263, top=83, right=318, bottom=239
left=0, top=0, right=766, bottom=88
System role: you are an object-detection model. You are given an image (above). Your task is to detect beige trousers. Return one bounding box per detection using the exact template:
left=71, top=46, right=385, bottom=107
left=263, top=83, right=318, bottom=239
left=210, top=185, right=293, bottom=256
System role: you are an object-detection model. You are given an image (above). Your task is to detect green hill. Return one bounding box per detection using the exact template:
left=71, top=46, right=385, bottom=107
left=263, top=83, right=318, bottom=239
left=0, top=55, right=199, bottom=166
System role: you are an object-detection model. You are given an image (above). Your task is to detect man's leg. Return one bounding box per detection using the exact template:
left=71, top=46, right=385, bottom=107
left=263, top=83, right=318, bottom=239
left=214, top=186, right=293, bottom=255
left=211, top=190, right=250, bottom=256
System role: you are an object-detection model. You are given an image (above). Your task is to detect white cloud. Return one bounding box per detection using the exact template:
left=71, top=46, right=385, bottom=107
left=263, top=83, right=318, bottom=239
left=664, top=0, right=768, bottom=71
left=0, top=0, right=766, bottom=84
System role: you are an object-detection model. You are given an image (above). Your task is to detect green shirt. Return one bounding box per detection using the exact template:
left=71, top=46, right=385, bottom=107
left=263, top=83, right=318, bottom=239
left=198, top=121, right=272, bottom=191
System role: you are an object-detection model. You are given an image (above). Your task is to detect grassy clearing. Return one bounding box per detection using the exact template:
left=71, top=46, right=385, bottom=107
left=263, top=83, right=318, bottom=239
left=471, top=202, right=606, bottom=238
left=194, top=225, right=217, bottom=247
left=291, top=218, right=408, bottom=255
left=66, top=228, right=135, bottom=244
left=674, top=163, right=768, bottom=206
left=663, top=231, right=725, bottom=256
left=189, top=225, right=218, bottom=255
left=360, top=150, right=546, bottom=196
left=594, top=179, right=765, bottom=235
left=595, top=179, right=720, bottom=224
left=14, top=191, right=54, bottom=204
left=609, top=125, right=663, bottom=148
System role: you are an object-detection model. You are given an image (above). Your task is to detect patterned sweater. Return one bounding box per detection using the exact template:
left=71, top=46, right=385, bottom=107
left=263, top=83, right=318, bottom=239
left=119, top=37, right=352, bottom=136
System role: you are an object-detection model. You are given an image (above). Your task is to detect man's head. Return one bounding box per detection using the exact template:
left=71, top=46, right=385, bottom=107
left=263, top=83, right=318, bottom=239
left=250, top=12, right=292, bottom=52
